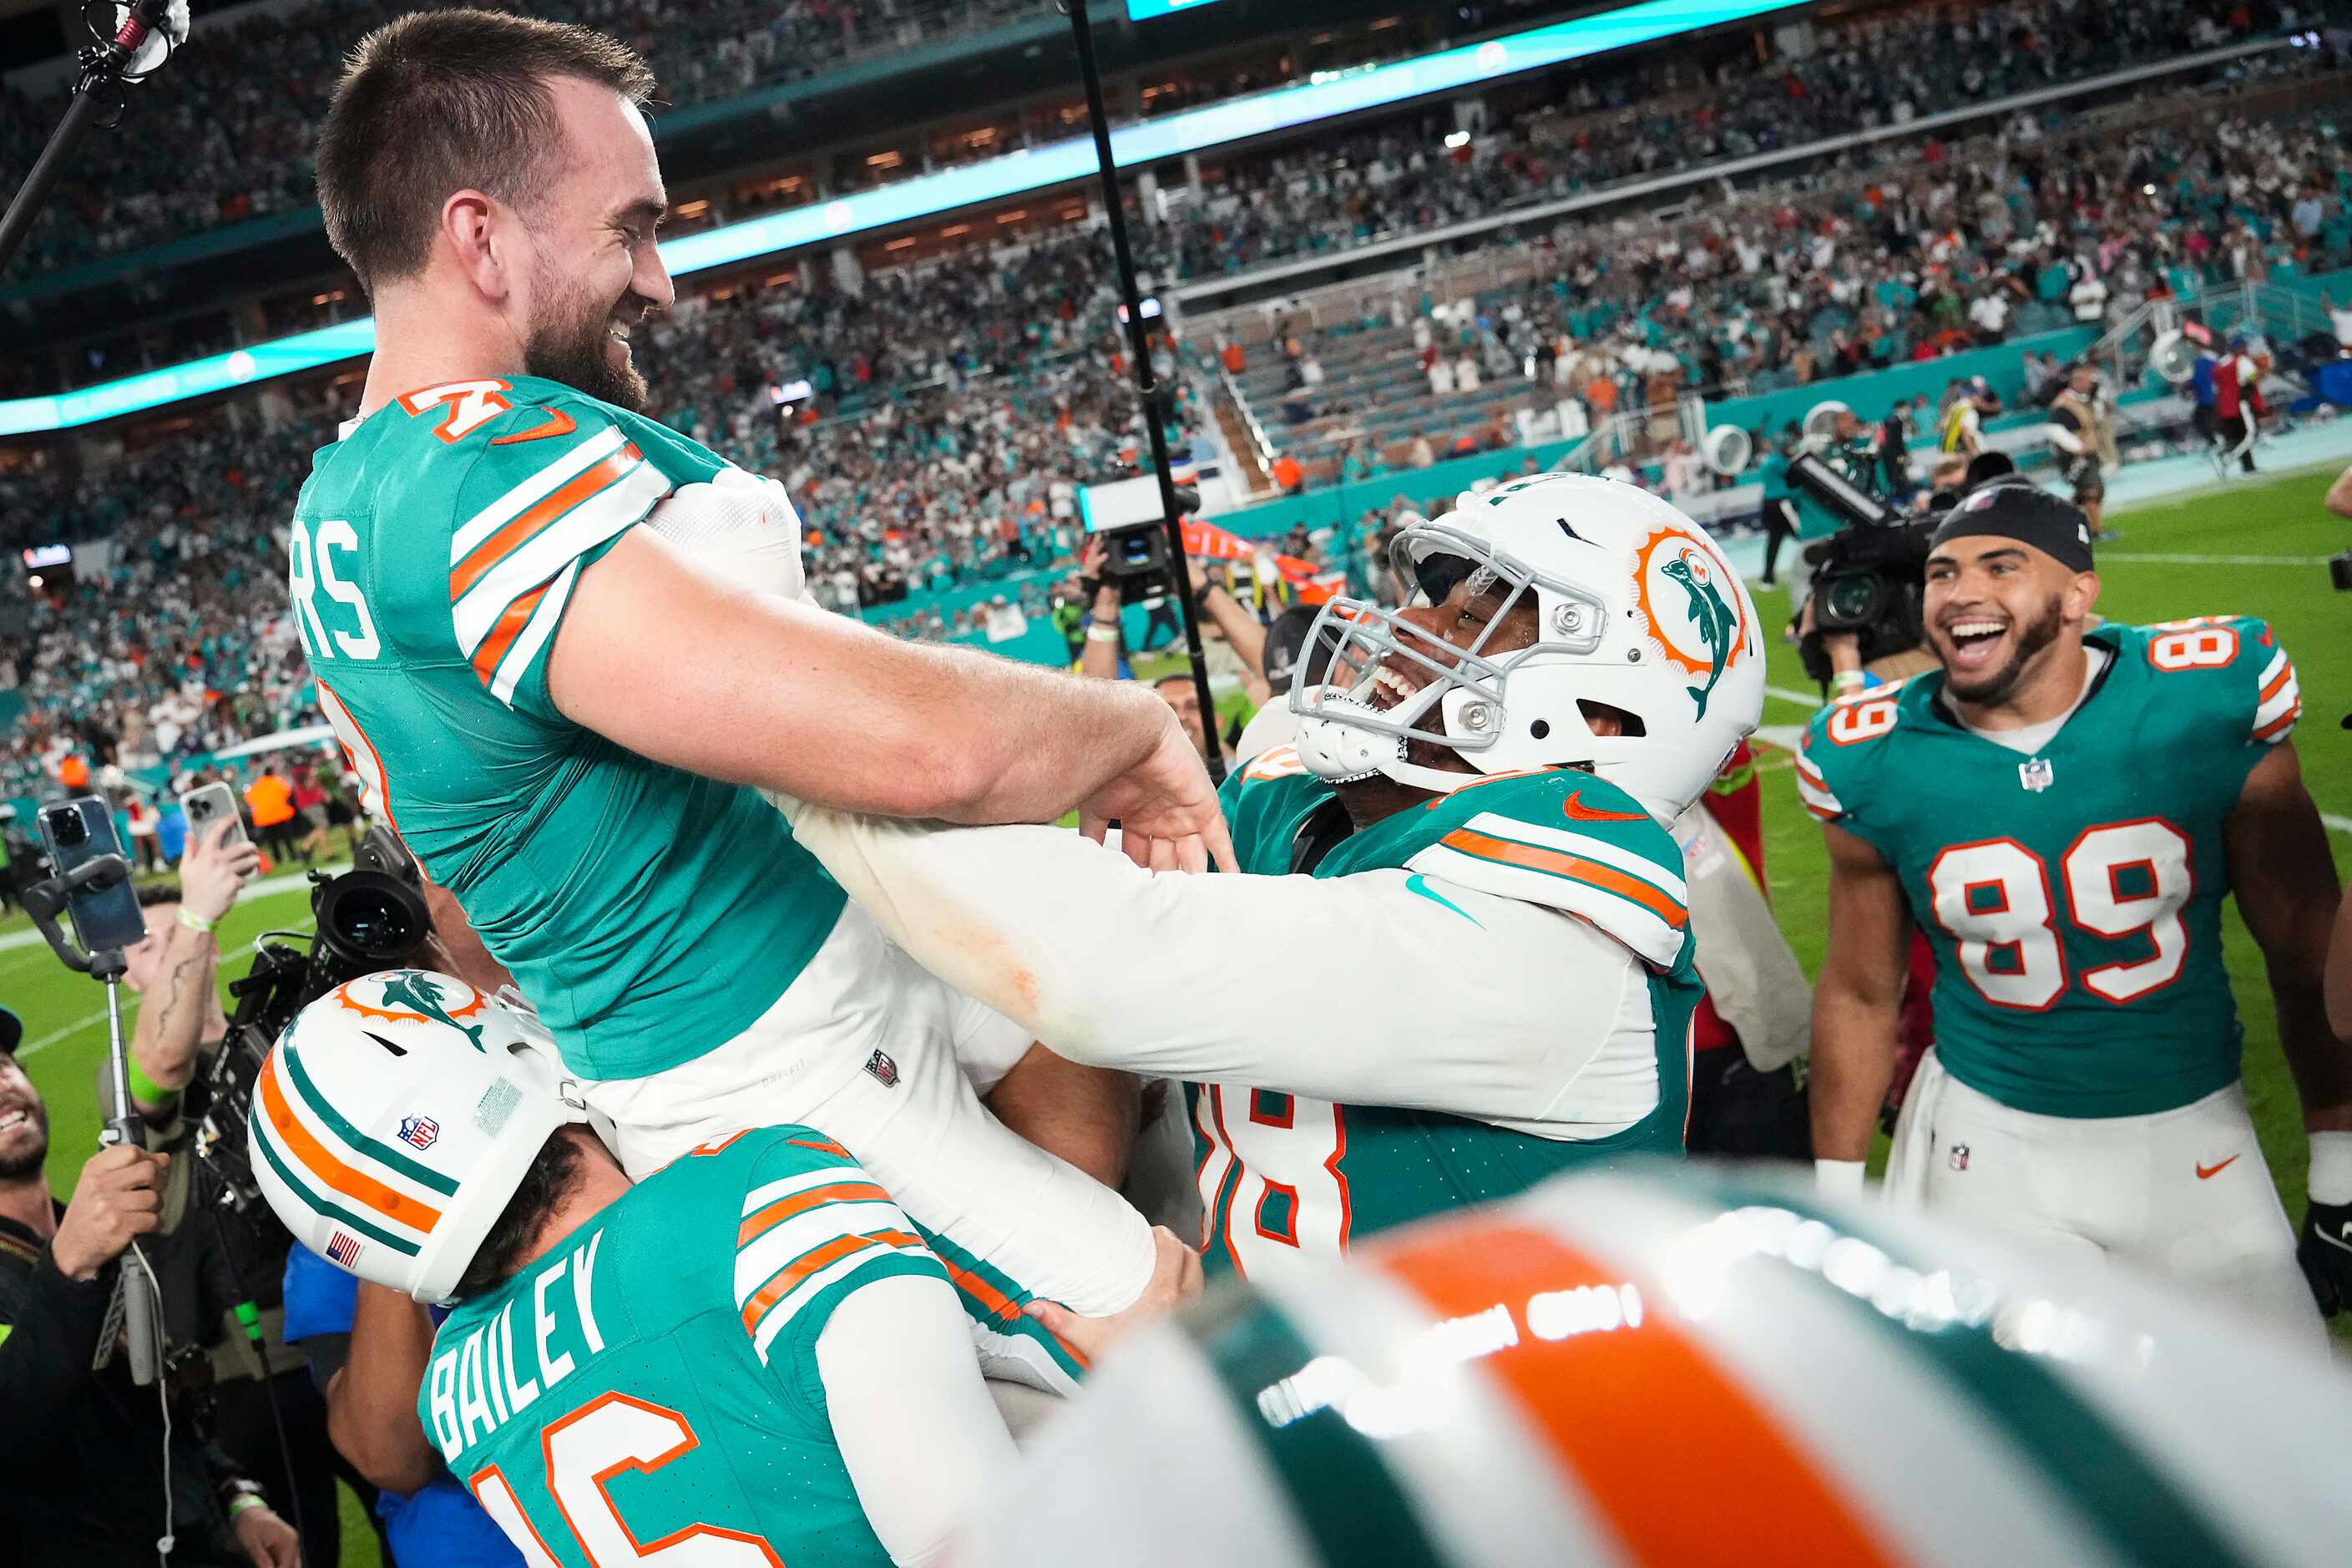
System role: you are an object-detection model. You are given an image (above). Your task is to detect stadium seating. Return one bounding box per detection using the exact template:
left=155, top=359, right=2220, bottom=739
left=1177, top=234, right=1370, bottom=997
left=1, top=0, right=2344, bottom=791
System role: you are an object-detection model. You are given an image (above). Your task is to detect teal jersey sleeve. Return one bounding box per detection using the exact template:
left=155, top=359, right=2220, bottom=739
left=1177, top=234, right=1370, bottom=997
left=726, top=1127, right=949, bottom=1419
left=1792, top=678, right=1922, bottom=853
left=1218, top=744, right=1340, bottom=878
left=1364, top=768, right=1691, bottom=971
left=424, top=382, right=680, bottom=724
left=2127, top=615, right=2303, bottom=752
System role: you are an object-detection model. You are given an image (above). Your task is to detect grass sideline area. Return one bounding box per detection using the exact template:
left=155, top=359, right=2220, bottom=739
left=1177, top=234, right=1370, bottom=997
left=7, top=466, right=2348, bottom=1566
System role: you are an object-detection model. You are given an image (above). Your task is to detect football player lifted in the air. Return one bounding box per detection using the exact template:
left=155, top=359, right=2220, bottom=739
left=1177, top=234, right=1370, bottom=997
left=1800, top=483, right=2352, bottom=1336
left=781, top=474, right=1765, bottom=1287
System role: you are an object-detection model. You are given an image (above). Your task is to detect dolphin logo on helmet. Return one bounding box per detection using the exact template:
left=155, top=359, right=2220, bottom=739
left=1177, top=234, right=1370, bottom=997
left=1658, top=549, right=1737, bottom=721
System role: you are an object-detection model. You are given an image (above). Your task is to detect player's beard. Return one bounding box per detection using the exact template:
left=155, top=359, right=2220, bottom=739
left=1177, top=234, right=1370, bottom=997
left=1944, top=594, right=2065, bottom=706
left=522, top=254, right=650, bottom=414
left=0, top=1100, right=50, bottom=1181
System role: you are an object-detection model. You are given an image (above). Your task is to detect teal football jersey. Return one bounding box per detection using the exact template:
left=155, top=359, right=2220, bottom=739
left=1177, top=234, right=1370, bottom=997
left=1192, top=750, right=1699, bottom=1277
left=291, top=377, right=845, bottom=1079
left=422, top=1125, right=944, bottom=1567
left=1797, top=618, right=2303, bottom=1118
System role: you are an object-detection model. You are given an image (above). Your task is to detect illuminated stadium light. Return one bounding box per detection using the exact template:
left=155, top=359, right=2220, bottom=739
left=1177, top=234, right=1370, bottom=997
left=0, top=0, right=1807, bottom=438
left=1125, top=0, right=1230, bottom=18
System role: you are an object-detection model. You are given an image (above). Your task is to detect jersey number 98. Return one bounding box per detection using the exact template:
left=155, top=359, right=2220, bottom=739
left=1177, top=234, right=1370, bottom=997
left=1928, top=820, right=2193, bottom=1009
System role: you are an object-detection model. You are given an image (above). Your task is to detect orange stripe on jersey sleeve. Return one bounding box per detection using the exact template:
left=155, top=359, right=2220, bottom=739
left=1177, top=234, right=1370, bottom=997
left=258, top=1058, right=443, bottom=1234
left=2253, top=703, right=2301, bottom=742
left=787, top=1135, right=852, bottom=1159
left=739, top=1229, right=923, bottom=1336
left=2259, top=662, right=2294, bottom=703
left=1439, top=827, right=1687, bottom=928
left=449, top=449, right=635, bottom=602
left=468, top=580, right=552, bottom=685
left=1375, top=1221, right=1897, bottom=1567
left=736, top=1181, right=893, bottom=1248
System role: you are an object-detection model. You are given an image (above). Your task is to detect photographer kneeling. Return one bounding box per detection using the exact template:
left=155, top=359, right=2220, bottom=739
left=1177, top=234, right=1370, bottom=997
left=0, top=1024, right=300, bottom=1566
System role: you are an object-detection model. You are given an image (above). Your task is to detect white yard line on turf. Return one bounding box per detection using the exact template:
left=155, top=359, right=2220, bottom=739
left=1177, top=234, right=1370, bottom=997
left=17, top=915, right=318, bottom=1059
left=0, top=862, right=347, bottom=954
left=2096, top=553, right=2324, bottom=567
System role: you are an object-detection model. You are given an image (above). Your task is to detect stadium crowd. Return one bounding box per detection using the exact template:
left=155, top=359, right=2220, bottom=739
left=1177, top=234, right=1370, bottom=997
left=9, top=75, right=2352, bottom=780
left=0, top=0, right=1039, bottom=275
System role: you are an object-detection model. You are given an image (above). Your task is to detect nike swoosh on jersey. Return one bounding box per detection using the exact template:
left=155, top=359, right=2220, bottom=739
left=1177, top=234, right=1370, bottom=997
left=1404, top=873, right=1480, bottom=926
left=488, top=408, right=578, bottom=446
left=2195, top=1155, right=2240, bottom=1180
left=1562, top=790, right=1650, bottom=824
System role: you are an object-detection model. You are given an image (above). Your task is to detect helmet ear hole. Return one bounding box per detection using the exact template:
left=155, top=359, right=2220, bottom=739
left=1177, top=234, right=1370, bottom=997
left=1578, top=700, right=1646, bottom=738
left=1530, top=719, right=1550, bottom=741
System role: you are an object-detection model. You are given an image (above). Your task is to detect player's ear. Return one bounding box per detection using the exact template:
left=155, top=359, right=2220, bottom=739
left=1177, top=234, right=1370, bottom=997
left=439, top=190, right=510, bottom=302
left=2066, top=569, right=2102, bottom=623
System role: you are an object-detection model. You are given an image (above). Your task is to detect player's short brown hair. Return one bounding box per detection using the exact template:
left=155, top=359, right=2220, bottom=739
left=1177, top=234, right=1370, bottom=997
left=316, top=8, right=657, bottom=293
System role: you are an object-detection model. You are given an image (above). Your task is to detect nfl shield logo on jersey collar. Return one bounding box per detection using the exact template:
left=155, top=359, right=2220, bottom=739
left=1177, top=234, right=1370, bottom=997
left=2018, top=757, right=2056, bottom=793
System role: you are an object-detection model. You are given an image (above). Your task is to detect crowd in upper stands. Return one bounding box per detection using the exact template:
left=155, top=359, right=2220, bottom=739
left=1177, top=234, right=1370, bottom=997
left=1, top=0, right=1036, bottom=276
left=1151, top=0, right=2294, bottom=281
left=0, top=0, right=2341, bottom=791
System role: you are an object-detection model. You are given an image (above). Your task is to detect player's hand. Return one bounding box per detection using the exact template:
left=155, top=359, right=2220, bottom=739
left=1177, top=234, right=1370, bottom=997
left=182, top=815, right=261, bottom=921
left=1080, top=713, right=1234, bottom=874
left=1186, top=554, right=1211, bottom=596
left=233, top=1500, right=301, bottom=1568
left=1023, top=1226, right=1203, bottom=1368
left=50, top=1146, right=169, bottom=1282
left=2296, top=1198, right=2352, bottom=1316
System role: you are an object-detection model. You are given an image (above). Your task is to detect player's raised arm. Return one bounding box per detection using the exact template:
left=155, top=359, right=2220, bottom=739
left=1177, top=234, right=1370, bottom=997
left=547, top=527, right=1230, bottom=866
left=775, top=804, right=1639, bottom=1122
left=1807, top=822, right=1914, bottom=1191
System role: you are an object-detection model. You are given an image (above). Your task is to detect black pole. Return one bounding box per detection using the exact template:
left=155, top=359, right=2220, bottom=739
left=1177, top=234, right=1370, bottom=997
left=0, top=0, right=172, bottom=279
left=0, top=92, right=109, bottom=278
left=1060, top=0, right=1226, bottom=783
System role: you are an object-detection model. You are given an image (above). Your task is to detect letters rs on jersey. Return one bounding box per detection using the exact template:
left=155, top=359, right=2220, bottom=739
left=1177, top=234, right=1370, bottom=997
left=290, top=377, right=846, bottom=1080
left=1193, top=753, right=1702, bottom=1281
left=423, top=1126, right=940, bottom=1568
left=1797, top=618, right=2301, bottom=1118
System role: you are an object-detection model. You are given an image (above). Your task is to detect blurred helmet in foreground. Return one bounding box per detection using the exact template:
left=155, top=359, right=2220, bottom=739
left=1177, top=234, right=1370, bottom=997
left=963, top=1164, right=2352, bottom=1567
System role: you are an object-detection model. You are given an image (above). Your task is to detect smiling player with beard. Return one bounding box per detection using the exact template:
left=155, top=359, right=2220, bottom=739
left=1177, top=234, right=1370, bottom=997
left=1799, top=484, right=2352, bottom=1335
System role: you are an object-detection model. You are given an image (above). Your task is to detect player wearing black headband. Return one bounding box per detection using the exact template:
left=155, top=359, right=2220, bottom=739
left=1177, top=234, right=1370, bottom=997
left=1798, top=483, right=2352, bottom=1333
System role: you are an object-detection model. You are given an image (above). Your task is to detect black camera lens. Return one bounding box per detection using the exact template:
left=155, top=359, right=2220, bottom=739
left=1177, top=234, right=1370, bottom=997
left=1823, top=574, right=1879, bottom=626
left=44, top=807, right=86, bottom=847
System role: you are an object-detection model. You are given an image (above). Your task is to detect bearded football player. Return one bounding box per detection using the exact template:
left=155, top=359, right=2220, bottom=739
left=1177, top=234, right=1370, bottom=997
left=1799, top=484, right=2351, bottom=1334
left=781, top=474, right=1766, bottom=1287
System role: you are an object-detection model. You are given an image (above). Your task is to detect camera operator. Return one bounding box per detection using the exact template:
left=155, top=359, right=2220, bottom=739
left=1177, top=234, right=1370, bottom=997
left=2048, top=362, right=2120, bottom=542
left=0, top=1028, right=300, bottom=1567
left=115, top=819, right=350, bottom=1568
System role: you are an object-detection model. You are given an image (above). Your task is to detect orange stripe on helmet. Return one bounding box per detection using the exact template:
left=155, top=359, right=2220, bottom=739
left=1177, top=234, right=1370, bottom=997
left=1439, top=827, right=1687, bottom=929
left=449, top=450, right=634, bottom=602
left=257, top=1055, right=442, bottom=1235
left=739, top=1229, right=922, bottom=1336
left=736, top=1181, right=892, bottom=1248
left=1374, top=1220, right=1897, bottom=1568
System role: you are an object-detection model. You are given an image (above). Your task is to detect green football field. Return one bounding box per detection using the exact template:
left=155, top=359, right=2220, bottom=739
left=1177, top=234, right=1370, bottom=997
left=8, top=464, right=2350, bottom=1566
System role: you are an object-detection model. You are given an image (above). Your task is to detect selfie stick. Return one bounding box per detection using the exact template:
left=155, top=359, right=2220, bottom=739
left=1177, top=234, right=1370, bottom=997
left=23, top=857, right=163, bottom=1385
left=1060, top=0, right=1225, bottom=781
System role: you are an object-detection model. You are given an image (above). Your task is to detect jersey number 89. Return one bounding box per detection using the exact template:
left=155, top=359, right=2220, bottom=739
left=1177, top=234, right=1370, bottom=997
left=1927, top=819, right=2192, bottom=1010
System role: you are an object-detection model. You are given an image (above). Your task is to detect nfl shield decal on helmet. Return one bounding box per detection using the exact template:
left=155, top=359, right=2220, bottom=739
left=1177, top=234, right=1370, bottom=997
left=1631, top=526, right=1752, bottom=721
left=1950, top=1143, right=1970, bottom=1171
left=398, top=1115, right=439, bottom=1151
left=865, top=1050, right=899, bottom=1089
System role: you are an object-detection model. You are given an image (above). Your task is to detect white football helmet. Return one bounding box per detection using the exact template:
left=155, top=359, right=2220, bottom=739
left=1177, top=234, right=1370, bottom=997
left=961, top=1163, right=2352, bottom=1568
left=248, top=970, right=590, bottom=1305
left=1290, top=473, right=1763, bottom=820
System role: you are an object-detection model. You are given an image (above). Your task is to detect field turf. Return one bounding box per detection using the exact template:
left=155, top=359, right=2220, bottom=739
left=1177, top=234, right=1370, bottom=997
left=8, top=465, right=2349, bottom=1567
